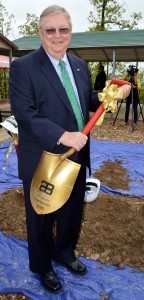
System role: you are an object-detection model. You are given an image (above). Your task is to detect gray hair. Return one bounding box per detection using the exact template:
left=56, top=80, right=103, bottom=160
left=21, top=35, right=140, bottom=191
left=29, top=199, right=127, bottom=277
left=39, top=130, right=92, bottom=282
left=39, top=5, right=72, bottom=28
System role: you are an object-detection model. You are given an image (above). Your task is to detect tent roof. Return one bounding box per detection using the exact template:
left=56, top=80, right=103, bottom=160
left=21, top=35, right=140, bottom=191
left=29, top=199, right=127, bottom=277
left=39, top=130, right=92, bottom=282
left=0, top=33, right=18, bottom=51
left=1, top=29, right=144, bottom=62
left=69, top=29, right=144, bottom=62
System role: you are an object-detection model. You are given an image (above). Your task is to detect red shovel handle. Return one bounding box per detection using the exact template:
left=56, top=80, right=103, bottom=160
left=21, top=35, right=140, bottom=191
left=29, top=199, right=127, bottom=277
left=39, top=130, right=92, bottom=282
left=111, top=78, right=131, bottom=86
left=62, top=78, right=130, bottom=159
left=82, top=78, right=130, bottom=135
left=61, top=103, right=105, bottom=159
left=82, top=103, right=105, bottom=135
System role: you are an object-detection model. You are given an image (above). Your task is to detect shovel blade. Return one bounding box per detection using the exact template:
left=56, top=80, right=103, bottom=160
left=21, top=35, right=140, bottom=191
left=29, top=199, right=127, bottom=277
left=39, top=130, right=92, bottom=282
left=30, top=151, right=81, bottom=214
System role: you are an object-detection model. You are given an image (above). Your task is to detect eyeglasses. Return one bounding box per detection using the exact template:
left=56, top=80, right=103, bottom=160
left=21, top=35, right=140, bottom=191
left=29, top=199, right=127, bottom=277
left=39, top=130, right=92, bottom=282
left=44, top=28, right=70, bottom=35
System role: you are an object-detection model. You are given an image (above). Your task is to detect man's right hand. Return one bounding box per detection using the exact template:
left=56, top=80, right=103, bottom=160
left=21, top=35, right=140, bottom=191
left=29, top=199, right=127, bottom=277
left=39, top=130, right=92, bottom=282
left=59, top=131, right=88, bottom=152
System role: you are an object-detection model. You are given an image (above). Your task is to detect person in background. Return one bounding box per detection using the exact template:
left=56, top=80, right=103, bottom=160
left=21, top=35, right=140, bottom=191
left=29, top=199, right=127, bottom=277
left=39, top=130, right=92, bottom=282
left=124, top=66, right=141, bottom=125
left=9, top=5, right=131, bottom=293
left=94, top=64, right=106, bottom=91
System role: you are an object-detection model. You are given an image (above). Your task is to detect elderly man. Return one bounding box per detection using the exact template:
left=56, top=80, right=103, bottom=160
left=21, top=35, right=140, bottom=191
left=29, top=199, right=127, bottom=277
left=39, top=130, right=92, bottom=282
left=9, top=5, right=130, bottom=293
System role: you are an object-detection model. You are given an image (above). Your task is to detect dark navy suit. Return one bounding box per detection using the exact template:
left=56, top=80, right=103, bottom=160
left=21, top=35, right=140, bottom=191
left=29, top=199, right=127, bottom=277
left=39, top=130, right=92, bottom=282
left=9, top=46, right=100, bottom=273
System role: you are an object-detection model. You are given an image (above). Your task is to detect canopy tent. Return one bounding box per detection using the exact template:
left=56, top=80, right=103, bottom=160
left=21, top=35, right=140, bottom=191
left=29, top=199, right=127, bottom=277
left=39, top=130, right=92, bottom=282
left=69, top=30, right=144, bottom=64
left=1, top=29, right=144, bottom=63
left=0, top=30, right=144, bottom=76
left=0, top=55, right=9, bottom=68
left=0, top=33, right=18, bottom=65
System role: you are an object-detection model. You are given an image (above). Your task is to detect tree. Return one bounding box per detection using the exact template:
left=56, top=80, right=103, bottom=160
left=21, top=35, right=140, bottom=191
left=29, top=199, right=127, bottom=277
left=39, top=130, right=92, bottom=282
left=0, top=1, right=16, bottom=38
left=88, top=0, right=142, bottom=31
left=87, top=0, right=143, bottom=85
left=18, top=13, right=39, bottom=36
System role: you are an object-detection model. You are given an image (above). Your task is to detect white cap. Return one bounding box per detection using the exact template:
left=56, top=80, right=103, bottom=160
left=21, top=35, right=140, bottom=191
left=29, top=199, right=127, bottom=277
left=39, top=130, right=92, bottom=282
left=84, top=178, right=100, bottom=203
left=0, top=115, right=18, bottom=134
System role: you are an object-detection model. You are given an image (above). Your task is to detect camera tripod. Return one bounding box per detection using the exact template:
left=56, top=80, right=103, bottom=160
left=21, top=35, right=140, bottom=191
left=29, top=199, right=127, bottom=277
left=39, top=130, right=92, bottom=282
left=138, top=102, right=144, bottom=120
left=113, top=86, right=144, bottom=131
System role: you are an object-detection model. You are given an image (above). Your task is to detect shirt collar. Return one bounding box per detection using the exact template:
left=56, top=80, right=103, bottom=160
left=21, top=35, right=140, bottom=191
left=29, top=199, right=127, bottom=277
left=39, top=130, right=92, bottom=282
left=45, top=51, right=68, bottom=67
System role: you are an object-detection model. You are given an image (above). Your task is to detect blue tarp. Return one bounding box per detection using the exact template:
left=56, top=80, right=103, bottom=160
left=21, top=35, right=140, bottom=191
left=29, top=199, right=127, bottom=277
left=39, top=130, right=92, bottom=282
left=0, top=139, right=144, bottom=299
left=90, top=139, right=144, bottom=197
left=1, top=230, right=144, bottom=300
left=0, top=140, right=22, bottom=193
left=0, top=139, right=144, bottom=196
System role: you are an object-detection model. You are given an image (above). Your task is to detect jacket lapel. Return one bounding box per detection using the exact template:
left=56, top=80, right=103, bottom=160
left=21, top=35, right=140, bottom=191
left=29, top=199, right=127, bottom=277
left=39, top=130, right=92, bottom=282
left=37, top=47, right=76, bottom=117
left=67, top=53, right=86, bottom=120
left=36, top=47, right=86, bottom=121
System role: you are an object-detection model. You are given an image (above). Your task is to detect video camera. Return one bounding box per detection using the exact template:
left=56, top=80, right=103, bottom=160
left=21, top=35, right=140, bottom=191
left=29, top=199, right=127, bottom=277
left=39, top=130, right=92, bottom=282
left=127, top=65, right=138, bottom=84
left=127, top=65, right=138, bottom=80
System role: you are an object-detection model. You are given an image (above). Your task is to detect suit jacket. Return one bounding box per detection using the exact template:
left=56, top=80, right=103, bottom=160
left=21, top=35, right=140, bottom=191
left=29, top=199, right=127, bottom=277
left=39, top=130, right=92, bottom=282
left=9, top=46, right=100, bottom=181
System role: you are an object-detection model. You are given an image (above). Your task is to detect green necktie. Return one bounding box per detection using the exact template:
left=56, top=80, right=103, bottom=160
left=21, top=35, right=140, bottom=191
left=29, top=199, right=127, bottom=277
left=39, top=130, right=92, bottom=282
left=59, top=60, right=84, bottom=131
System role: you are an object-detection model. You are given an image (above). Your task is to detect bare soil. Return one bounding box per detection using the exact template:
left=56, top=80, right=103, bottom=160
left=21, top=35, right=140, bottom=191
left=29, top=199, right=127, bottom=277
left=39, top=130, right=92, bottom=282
left=0, top=118, right=144, bottom=300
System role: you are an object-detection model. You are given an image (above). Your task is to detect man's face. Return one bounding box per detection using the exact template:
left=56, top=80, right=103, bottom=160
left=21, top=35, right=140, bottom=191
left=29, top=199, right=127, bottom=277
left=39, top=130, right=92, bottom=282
left=39, top=13, right=72, bottom=60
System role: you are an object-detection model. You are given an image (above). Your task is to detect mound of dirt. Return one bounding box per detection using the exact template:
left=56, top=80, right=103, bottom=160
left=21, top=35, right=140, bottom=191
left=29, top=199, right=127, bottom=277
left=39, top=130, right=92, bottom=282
left=1, top=160, right=144, bottom=270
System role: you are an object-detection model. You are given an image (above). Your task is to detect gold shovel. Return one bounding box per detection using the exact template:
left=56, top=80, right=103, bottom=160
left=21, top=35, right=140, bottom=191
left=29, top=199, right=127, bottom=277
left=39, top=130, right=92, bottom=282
left=30, top=78, right=129, bottom=214
left=30, top=103, right=105, bottom=214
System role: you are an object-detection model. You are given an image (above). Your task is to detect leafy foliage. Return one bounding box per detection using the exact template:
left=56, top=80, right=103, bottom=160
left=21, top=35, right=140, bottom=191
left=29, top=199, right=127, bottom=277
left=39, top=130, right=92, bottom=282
left=88, top=0, right=142, bottom=31
left=0, top=1, right=16, bottom=38
left=87, top=0, right=143, bottom=84
left=0, top=69, right=9, bottom=99
left=18, top=13, right=39, bottom=36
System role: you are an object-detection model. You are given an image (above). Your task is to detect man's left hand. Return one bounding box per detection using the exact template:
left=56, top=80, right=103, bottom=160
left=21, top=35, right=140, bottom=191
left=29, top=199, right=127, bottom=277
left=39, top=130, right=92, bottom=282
left=119, top=84, right=131, bottom=99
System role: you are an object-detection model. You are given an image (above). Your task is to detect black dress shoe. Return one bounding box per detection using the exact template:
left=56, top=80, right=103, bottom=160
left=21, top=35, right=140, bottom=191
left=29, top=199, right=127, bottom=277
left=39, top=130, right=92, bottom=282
left=66, top=258, right=86, bottom=274
left=40, top=271, right=61, bottom=292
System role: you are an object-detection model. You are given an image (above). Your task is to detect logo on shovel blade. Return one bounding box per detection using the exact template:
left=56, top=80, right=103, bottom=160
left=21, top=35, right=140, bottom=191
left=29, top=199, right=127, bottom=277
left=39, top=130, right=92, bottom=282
left=39, top=180, right=54, bottom=195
